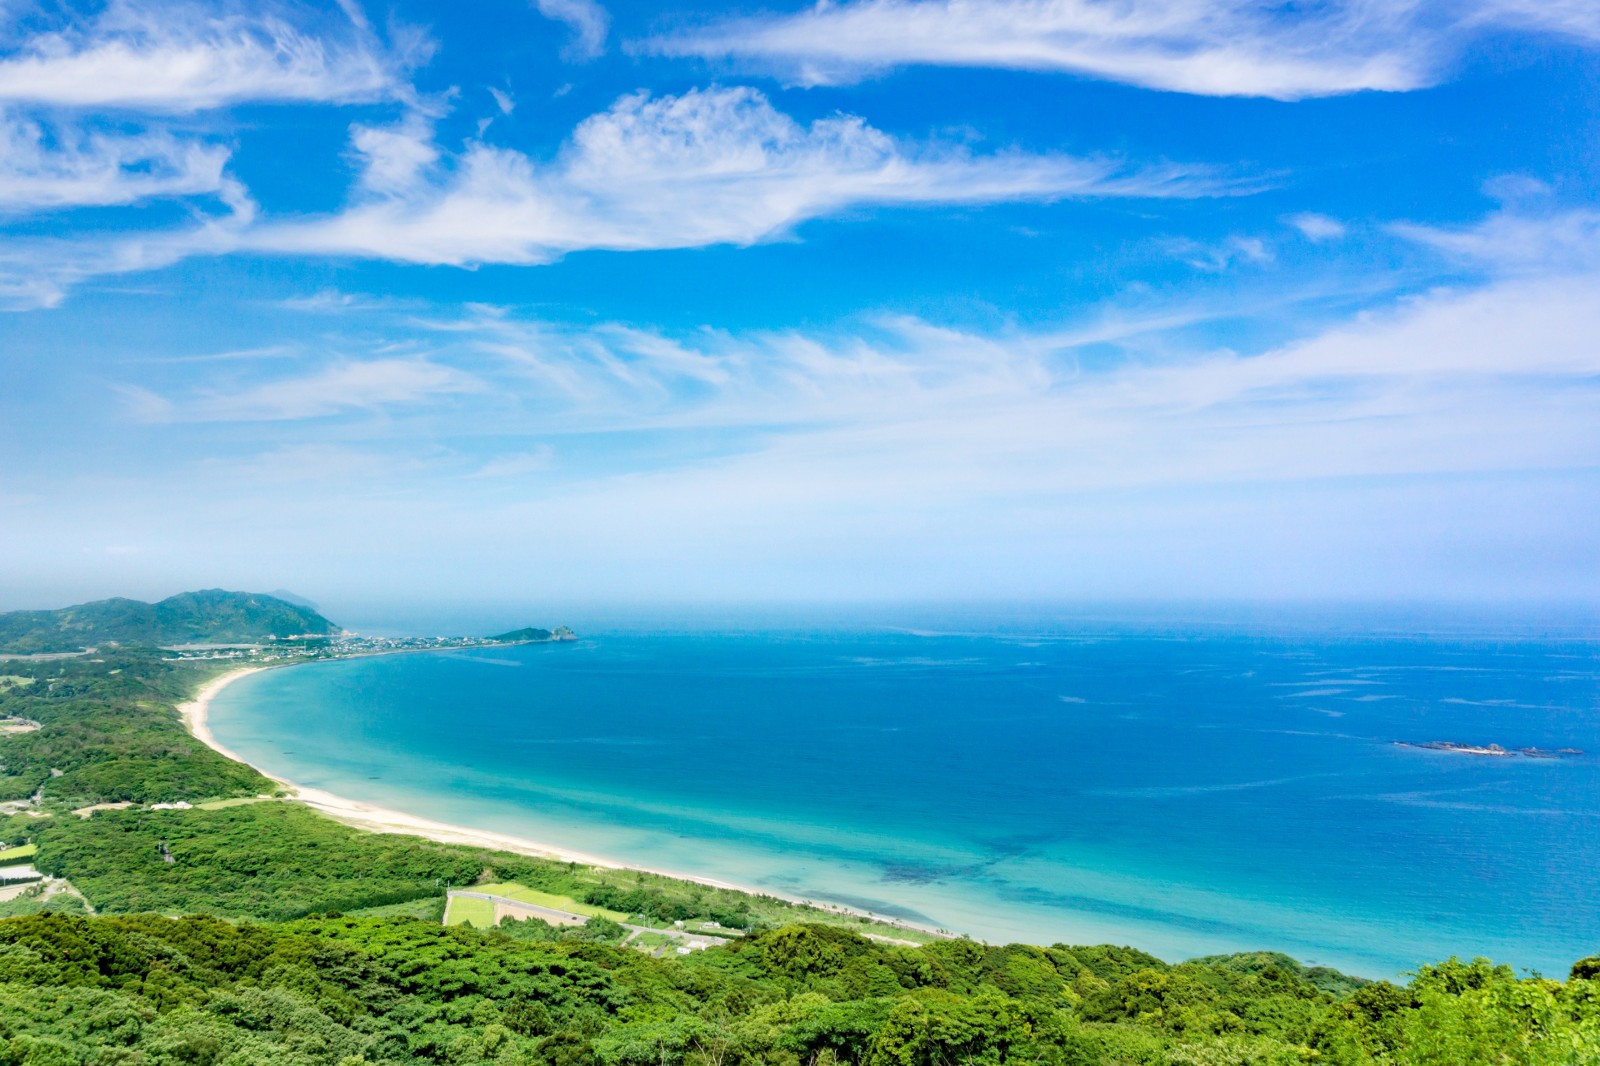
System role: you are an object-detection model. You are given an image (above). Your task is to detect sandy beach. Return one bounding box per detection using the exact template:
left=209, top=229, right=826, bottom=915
left=178, top=664, right=918, bottom=928
left=181, top=666, right=643, bottom=871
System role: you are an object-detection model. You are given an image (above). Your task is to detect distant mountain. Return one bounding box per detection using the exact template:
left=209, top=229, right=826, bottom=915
left=0, top=590, right=339, bottom=654
left=265, top=589, right=321, bottom=611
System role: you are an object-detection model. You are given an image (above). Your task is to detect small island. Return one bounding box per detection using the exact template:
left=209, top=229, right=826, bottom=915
left=1394, top=740, right=1584, bottom=759
left=490, top=625, right=577, bottom=644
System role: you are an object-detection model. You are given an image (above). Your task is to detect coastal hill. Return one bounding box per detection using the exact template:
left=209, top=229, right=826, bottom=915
left=0, top=589, right=339, bottom=654
left=492, top=625, right=577, bottom=643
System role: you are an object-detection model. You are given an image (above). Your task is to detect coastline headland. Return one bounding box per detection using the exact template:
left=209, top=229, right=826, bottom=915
left=180, top=661, right=946, bottom=939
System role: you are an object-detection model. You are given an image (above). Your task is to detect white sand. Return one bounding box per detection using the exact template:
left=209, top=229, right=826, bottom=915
left=180, top=666, right=633, bottom=870
left=177, top=665, right=925, bottom=926
left=179, top=665, right=947, bottom=937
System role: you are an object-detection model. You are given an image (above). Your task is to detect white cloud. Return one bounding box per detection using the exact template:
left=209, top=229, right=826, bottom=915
left=124, top=358, right=482, bottom=422
left=645, top=0, right=1429, bottom=98
left=0, top=195, right=252, bottom=309
left=349, top=114, right=439, bottom=196
left=0, top=1, right=423, bottom=292
left=321, top=211, right=1596, bottom=509
left=1463, top=0, right=1600, bottom=42
left=306, top=270, right=1593, bottom=601
left=1395, top=207, right=1600, bottom=275
left=98, top=265, right=1600, bottom=562
left=488, top=87, right=515, bottom=115
left=0, top=83, right=1235, bottom=308
left=1164, top=233, right=1273, bottom=272
left=27, top=202, right=1600, bottom=602
left=1288, top=213, right=1347, bottom=242
left=644, top=0, right=1600, bottom=99
left=278, top=288, right=395, bottom=313
left=451, top=276, right=1600, bottom=461
left=127, top=344, right=298, bottom=364
left=534, top=0, right=609, bottom=60
left=250, top=85, right=1233, bottom=266
left=0, top=0, right=417, bottom=112
left=0, top=112, right=239, bottom=212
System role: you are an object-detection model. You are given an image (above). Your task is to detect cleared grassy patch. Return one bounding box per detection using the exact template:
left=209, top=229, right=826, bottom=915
left=444, top=894, right=496, bottom=928
left=0, top=843, right=38, bottom=862
left=471, top=882, right=630, bottom=922
left=628, top=930, right=679, bottom=953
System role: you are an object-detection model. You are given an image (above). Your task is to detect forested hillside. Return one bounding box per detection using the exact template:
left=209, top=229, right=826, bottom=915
left=0, top=589, right=338, bottom=653
left=0, top=910, right=1595, bottom=1064
left=0, top=647, right=1595, bottom=1064
left=0, top=650, right=266, bottom=803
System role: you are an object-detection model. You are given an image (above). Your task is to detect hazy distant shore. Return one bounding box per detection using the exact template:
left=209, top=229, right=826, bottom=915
left=179, top=663, right=940, bottom=936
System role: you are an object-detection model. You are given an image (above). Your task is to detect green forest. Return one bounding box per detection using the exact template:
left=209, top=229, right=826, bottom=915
left=0, top=591, right=336, bottom=654
left=0, top=644, right=1596, bottom=1064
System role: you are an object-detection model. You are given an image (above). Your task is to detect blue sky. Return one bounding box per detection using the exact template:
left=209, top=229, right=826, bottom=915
left=1, top=0, right=1597, bottom=613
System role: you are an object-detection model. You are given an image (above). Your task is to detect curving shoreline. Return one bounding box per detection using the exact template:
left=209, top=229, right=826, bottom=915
left=178, top=663, right=944, bottom=936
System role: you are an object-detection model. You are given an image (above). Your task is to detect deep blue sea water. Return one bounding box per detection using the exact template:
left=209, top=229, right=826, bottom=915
left=209, top=622, right=1600, bottom=977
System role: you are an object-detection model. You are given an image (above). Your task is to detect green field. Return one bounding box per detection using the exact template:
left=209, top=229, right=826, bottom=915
left=0, top=843, right=38, bottom=862
left=471, top=881, right=631, bottom=921
left=627, top=930, right=678, bottom=952
left=442, top=894, right=495, bottom=928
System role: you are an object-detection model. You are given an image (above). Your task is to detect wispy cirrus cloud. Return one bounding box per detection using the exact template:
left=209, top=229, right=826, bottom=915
left=122, top=357, right=481, bottom=422
left=278, top=288, right=401, bottom=314
left=175, top=262, right=1590, bottom=605
left=0, top=0, right=423, bottom=112
left=0, top=112, right=240, bottom=212
left=106, top=255, right=1600, bottom=492
left=321, top=200, right=1599, bottom=473
left=441, top=275, right=1600, bottom=458
left=1288, top=213, right=1347, bottom=242
left=249, top=85, right=1236, bottom=266
left=534, top=0, right=610, bottom=60
left=56, top=203, right=1600, bottom=602
left=0, top=195, right=251, bottom=308
left=644, top=0, right=1600, bottom=99
left=403, top=271, right=1598, bottom=604
left=1394, top=206, right=1600, bottom=276
left=1461, top=0, right=1600, bottom=41
left=1163, top=233, right=1273, bottom=272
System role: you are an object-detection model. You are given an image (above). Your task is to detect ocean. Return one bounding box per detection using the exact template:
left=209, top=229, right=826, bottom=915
left=208, top=618, right=1600, bottom=978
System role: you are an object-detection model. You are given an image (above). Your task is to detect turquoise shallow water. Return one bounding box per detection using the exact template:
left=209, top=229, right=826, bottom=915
left=209, top=623, right=1600, bottom=978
